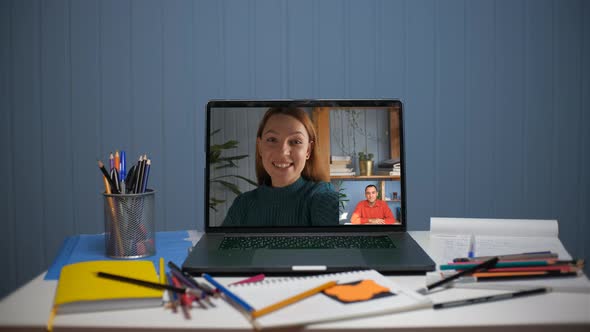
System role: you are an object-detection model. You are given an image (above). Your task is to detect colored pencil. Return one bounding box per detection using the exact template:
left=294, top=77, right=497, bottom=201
left=251, top=281, right=337, bottom=319
left=96, top=271, right=202, bottom=297
left=202, top=273, right=254, bottom=313
left=440, top=260, right=559, bottom=270
left=422, top=257, right=499, bottom=293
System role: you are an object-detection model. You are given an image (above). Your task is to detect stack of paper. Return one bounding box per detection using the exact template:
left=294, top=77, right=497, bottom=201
left=428, top=217, right=590, bottom=293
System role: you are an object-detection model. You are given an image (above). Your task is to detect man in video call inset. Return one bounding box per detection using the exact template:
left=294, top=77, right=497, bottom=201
left=350, top=185, right=396, bottom=224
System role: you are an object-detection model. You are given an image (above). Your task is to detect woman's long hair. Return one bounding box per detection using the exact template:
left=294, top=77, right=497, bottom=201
left=255, top=107, right=329, bottom=186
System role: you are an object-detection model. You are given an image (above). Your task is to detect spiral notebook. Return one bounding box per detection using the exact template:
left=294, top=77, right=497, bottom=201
left=225, top=269, right=431, bottom=329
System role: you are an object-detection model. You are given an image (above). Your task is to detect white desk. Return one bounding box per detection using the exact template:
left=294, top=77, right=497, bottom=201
left=1, top=231, right=589, bottom=332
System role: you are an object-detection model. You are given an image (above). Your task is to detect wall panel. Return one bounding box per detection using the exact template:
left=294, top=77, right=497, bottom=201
left=1, top=0, right=588, bottom=298
left=70, top=0, right=102, bottom=235
left=0, top=0, right=16, bottom=296
left=40, top=0, right=74, bottom=265
left=405, top=0, right=436, bottom=230
left=11, top=0, right=45, bottom=287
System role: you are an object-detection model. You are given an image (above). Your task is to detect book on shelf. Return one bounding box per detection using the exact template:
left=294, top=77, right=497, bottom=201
left=331, top=159, right=351, bottom=164
left=220, top=269, right=431, bottom=329
left=331, top=155, right=352, bottom=162
left=329, top=166, right=354, bottom=172
left=330, top=171, right=356, bottom=176
left=51, top=260, right=163, bottom=314
left=377, top=158, right=400, bottom=169
left=375, top=169, right=400, bottom=176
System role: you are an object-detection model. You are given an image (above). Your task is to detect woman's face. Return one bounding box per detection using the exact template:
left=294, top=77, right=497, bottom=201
left=257, top=114, right=312, bottom=187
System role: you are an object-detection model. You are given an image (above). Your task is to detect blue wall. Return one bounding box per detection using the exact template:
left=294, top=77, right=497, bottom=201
left=1, top=0, right=588, bottom=299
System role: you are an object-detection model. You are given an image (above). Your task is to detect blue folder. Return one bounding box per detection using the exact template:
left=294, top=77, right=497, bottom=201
left=45, top=230, right=192, bottom=280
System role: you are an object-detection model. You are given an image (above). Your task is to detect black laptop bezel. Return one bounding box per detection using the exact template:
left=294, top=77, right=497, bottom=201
left=204, top=99, right=407, bottom=234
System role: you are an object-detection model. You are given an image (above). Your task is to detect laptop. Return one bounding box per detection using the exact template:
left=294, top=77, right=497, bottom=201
left=182, top=99, right=435, bottom=275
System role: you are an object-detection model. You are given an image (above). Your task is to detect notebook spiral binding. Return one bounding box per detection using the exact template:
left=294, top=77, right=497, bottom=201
left=228, top=270, right=370, bottom=288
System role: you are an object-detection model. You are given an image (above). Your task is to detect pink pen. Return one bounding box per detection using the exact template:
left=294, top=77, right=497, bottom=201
left=228, top=274, right=265, bottom=286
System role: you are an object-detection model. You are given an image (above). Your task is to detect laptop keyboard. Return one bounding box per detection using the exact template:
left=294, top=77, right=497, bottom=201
left=219, top=235, right=396, bottom=250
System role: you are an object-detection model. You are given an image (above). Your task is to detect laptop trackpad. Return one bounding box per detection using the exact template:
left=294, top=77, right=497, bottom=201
left=253, top=249, right=364, bottom=267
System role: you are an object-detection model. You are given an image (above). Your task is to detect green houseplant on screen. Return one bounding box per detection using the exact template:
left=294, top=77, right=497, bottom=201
left=209, top=129, right=257, bottom=211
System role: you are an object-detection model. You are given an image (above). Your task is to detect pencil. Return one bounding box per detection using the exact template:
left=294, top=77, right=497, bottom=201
left=202, top=273, right=254, bottom=313
left=159, top=257, right=165, bottom=284
left=100, top=163, right=124, bottom=254
left=251, top=281, right=337, bottom=319
left=421, top=257, right=498, bottom=293
left=96, top=271, right=203, bottom=297
left=166, top=272, right=179, bottom=313
left=440, top=260, right=552, bottom=270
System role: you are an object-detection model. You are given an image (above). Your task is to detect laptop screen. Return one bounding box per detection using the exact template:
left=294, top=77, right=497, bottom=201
left=206, top=99, right=405, bottom=231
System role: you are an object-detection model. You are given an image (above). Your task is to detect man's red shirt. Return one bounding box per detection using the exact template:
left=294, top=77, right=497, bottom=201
left=351, top=200, right=396, bottom=224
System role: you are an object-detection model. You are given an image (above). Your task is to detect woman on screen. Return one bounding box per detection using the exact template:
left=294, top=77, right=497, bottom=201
left=223, top=107, right=338, bottom=226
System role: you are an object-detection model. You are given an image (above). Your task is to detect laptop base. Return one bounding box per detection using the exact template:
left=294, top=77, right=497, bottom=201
left=182, top=232, right=435, bottom=276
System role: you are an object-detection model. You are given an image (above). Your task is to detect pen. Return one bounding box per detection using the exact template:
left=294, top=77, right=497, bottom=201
left=228, top=274, right=266, bottom=286
left=140, top=159, right=151, bottom=193
left=429, top=269, right=578, bottom=284
left=97, top=160, right=120, bottom=194
left=120, top=150, right=126, bottom=182
left=472, top=270, right=578, bottom=278
left=467, top=234, right=475, bottom=259
left=125, top=165, right=136, bottom=193
left=252, top=281, right=337, bottom=319
left=433, top=287, right=550, bottom=309
left=202, top=273, right=254, bottom=313
left=419, top=257, right=498, bottom=294
left=110, top=168, right=120, bottom=193
left=134, top=155, right=145, bottom=194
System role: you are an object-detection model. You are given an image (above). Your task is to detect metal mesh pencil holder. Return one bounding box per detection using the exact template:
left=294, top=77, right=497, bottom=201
left=103, top=189, right=156, bottom=259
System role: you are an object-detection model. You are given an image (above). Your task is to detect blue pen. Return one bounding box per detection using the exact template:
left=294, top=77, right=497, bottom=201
left=141, top=158, right=151, bottom=193
left=467, top=234, right=475, bottom=259
left=202, top=273, right=254, bottom=313
left=120, top=150, right=126, bottom=182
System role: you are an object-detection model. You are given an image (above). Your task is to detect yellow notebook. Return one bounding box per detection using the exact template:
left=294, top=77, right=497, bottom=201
left=52, top=260, right=163, bottom=314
